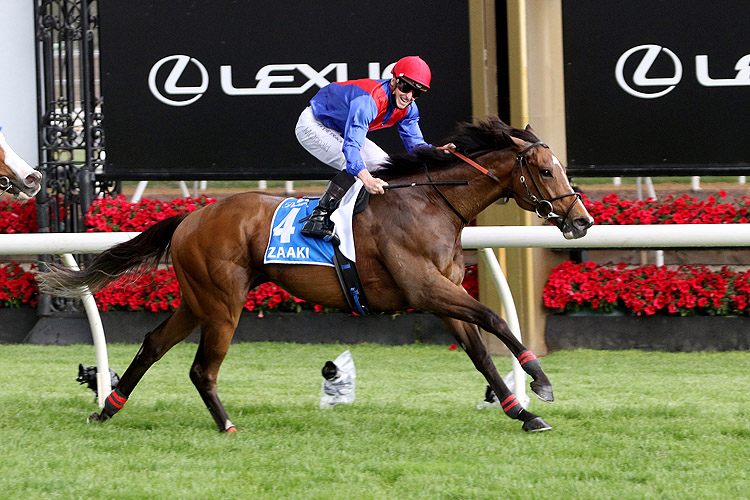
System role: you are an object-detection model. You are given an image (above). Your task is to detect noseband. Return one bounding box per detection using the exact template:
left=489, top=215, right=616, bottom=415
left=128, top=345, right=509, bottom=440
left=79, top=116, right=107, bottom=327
left=513, top=142, right=582, bottom=226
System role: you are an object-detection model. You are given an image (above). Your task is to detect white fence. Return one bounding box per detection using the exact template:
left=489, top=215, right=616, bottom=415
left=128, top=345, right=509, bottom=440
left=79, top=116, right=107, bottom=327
left=461, top=224, right=750, bottom=249
left=5, top=223, right=750, bottom=254
left=3, top=224, right=750, bottom=409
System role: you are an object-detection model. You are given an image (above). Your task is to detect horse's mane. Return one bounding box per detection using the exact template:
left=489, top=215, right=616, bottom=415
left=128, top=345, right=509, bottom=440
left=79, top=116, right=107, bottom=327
left=380, top=116, right=540, bottom=175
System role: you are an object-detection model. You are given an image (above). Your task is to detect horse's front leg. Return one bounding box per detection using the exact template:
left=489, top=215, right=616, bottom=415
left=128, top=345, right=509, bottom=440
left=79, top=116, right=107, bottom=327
left=409, top=274, right=554, bottom=403
left=441, top=317, right=552, bottom=432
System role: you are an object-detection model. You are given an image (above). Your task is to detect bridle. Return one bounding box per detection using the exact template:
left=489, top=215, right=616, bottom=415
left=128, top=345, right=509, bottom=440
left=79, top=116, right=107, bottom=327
left=510, top=142, right=582, bottom=224
left=0, top=176, right=13, bottom=197
left=438, top=142, right=582, bottom=226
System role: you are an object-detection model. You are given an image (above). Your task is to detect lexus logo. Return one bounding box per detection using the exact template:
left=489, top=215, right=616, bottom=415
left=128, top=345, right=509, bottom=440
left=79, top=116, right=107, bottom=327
left=616, top=44, right=750, bottom=99
left=148, top=55, right=395, bottom=107
left=148, top=55, right=209, bottom=106
left=615, top=45, right=682, bottom=99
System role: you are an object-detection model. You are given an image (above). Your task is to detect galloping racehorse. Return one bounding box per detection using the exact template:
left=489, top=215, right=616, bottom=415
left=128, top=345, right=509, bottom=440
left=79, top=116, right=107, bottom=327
left=0, top=129, right=42, bottom=200
left=40, top=117, right=593, bottom=432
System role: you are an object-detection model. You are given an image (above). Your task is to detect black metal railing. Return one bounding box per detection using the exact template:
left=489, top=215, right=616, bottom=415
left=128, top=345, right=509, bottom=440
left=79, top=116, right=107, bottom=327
left=35, top=0, right=116, bottom=235
left=35, top=0, right=117, bottom=314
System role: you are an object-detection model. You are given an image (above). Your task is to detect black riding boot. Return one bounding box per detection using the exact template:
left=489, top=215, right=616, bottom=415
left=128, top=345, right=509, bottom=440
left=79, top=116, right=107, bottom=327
left=301, top=177, right=351, bottom=240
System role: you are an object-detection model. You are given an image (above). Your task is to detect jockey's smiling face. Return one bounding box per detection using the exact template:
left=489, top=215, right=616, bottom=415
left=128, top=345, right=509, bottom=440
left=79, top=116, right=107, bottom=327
left=390, top=77, right=425, bottom=109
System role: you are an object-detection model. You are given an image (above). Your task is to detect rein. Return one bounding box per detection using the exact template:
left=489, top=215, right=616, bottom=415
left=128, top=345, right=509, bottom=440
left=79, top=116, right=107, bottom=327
left=424, top=164, right=470, bottom=224
left=384, top=176, right=470, bottom=224
left=439, top=147, right=501, bottom=183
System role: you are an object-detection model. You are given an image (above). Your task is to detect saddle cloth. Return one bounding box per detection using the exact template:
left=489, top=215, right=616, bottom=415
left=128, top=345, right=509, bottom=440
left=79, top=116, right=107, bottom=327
left=263, top=180, right=364, bottom=266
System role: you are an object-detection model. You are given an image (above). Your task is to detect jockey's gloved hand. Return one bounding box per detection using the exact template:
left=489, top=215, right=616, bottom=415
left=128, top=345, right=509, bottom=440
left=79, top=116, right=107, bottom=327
left=440, top=142, right=457, bottom=153
left=357, top=169, right=388, bottom=195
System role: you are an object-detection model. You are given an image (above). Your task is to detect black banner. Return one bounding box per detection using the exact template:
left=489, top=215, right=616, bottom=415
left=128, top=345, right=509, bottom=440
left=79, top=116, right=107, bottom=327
left=562, top=0, right=750, bottom=176
left=98, top=1, right=472, bottom=180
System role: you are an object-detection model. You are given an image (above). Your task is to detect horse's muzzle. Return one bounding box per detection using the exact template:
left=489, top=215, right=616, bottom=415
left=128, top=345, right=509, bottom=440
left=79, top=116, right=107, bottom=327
left=561, top=214, right=594, bottom=240
left=7, top=171, right=43, bottom=201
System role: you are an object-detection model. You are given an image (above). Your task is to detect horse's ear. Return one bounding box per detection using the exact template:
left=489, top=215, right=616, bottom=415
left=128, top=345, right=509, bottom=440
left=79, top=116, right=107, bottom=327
left=525, top=124, right=537, bottom=135
left=501, top=131, right=526, bottom=150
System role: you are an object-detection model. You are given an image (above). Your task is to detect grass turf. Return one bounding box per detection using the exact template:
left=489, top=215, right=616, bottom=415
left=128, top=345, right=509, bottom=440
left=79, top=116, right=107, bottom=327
left=0, top=344, right=747, bottom=499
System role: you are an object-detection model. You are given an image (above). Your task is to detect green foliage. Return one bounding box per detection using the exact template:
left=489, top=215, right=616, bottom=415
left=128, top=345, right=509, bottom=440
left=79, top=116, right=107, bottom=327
left=0, top=344, right=747, bottom=499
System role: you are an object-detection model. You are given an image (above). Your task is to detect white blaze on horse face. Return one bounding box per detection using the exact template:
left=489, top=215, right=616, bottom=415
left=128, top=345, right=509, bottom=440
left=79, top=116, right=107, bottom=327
left=550, top=153, right=594, bottom=238
left=552, top=155, right=562, bottom=169
left=0, top=132, right=41, bottom=200
left=551, top=154, right=574, bottom=189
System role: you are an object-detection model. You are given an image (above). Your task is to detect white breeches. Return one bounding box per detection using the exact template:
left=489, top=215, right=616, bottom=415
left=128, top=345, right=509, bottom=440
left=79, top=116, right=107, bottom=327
left=294, top=107, right=389, bottom=172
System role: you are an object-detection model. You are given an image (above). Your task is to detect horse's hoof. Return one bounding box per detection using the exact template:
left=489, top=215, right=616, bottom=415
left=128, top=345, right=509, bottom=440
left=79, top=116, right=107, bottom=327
left=523, top=417, right=552, bottom=432
left=87, top=412, right=103, bottom=423
left=530, top=380, right=554, bottom=402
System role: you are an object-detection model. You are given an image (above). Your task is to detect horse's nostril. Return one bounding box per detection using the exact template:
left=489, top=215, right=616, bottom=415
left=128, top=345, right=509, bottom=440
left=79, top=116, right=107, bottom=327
left=574, top=217, right=593, bottom=230
left=25, top=172, right=41, bottom=187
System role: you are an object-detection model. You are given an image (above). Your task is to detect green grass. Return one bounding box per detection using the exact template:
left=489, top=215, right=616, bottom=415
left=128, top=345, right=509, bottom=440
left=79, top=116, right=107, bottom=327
left=0, top=344, right=747, bottom=499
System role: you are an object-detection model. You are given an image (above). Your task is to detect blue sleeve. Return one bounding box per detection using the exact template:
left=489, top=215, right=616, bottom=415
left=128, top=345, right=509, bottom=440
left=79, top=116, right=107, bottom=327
left=342, top=96, right=378, bottom=176
left=398, top=105, right=430, bottom=153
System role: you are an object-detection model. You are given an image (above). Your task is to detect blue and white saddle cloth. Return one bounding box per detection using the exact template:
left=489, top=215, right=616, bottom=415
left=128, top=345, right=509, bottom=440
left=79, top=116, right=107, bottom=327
left=264, top=180, right=362, bottom=266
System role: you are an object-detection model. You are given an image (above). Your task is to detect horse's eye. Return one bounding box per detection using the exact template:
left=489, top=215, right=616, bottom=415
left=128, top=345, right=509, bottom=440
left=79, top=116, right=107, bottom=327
left=540, top=169, right=553, bottom=178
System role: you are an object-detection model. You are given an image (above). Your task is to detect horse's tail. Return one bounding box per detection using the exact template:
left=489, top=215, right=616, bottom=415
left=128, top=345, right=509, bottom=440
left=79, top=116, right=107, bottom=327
left=37, top=212, right=190, bottom=298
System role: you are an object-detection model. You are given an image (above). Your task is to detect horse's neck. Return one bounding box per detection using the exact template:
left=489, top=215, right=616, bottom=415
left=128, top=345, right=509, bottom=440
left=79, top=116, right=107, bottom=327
left=424, top=159, right=514, bottom=223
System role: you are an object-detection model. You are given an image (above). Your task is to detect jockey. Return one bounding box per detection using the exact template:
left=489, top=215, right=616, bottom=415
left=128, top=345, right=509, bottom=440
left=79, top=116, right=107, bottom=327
left=295, top=55, right=434, bottom=240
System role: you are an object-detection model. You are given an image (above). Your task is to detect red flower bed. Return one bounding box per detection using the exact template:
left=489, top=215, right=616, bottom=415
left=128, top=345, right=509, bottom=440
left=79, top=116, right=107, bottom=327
left=91, top=269, right=337, bottom=314
left=544, top=260, right=750, bottom=316
left=84, top=195, right=216, bottom=232
left=0, top=198, right=38, bottom=233
left=582, top=190, right=750, bottom=225
left=0, top=263, right=39, bottom=308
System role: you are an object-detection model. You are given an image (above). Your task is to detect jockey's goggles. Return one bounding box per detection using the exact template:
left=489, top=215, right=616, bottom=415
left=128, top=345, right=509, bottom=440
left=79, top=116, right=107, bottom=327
left=396, top=78, right=427, bottom=98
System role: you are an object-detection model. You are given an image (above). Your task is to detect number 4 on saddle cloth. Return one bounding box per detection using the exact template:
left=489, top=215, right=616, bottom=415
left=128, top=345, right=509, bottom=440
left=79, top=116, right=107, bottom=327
left=264, top=181, right=372, bottom=315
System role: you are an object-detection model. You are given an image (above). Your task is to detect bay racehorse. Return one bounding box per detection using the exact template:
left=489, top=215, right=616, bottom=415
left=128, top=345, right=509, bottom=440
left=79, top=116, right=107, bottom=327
left=0, top=129, right=42, bottom=201
left=39, top=117, right=593, bottom=432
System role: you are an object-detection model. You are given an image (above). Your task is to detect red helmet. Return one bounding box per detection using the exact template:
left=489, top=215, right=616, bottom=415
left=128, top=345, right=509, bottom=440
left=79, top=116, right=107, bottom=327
left=391, top=56, right=431, bottom=91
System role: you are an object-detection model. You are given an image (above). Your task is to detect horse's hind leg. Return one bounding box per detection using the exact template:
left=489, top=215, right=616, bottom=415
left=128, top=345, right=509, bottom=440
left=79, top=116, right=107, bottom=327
left=189, top=319, right=238, bottom=433
left=441, top=317, right=552, bottom=432
left=89, top=304, right=199, bottom=423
